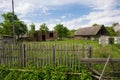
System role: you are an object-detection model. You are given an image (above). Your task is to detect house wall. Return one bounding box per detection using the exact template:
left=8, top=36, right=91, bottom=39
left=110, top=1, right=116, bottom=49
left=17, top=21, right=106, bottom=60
left=99, top=36, right=109, bottom=45
left=74, top=35, right=99, bottom=40
left=114, top=36, right=120, bottom=44
left=46, top=31, right=57, bottom=41
left=1, top=36, right=14, bottom=45
left=29, top=31, right=57, bottom=41
left=99, top=36, right=120, bottom=45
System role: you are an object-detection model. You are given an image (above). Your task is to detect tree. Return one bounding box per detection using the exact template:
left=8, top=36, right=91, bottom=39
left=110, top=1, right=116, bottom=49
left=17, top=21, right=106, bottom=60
left=39, top=23, right=49, bottom=33
left=0, top=24, right=5, bottom=36
left=92, top=23, right=99, bottom=27
left=54, top=24, right=69, bottom=39
left=30, top=23, right=35, bottom=33
left=0, top=12, right=28, bottom=39
left=106, top=26, right=118, bottom=36
left=68, top=29, right=76, bottom=37
left=15, top=21, right=27, bottom=38
left=112, top=22, right=119, bottom=27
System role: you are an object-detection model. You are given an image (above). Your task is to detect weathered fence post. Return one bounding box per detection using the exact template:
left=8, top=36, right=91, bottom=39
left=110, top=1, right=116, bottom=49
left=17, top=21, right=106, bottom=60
left=20, top=44, right=26, bottom=68
left=82, top=44, right=85, bottom=58
left=88, top=45, right=92, bottom=58
left=88, top=45, right=93, bottom=69
left=0, top=46, right=3, bottom=64
left=52, top=44, right=56, bottom=66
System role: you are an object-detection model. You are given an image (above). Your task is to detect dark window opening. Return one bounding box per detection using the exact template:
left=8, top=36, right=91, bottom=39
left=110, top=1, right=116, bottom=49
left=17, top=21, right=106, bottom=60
left=49, top=32, right=53, bottom=37
left=42, top=35, right=46, bottom=41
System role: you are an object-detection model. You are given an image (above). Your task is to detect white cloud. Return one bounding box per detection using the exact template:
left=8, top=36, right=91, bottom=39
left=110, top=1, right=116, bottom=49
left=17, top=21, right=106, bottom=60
left=61, top=16, right=66, bottom=19
left=62, top=18, right=83, bottom=29
left=15, top=3, right=35, bottom=15
left=0, top=0, right=120, bottom=30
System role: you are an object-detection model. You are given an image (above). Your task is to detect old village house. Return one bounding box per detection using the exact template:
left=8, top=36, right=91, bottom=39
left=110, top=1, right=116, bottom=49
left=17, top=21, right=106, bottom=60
left=74, top=25, right=108, bottom=40
left=29, top=31, right=57, bottom=41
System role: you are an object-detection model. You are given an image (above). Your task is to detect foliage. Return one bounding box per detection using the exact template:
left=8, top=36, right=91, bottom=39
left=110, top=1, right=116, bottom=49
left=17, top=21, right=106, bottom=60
left=106, top=26, right=118, bottom=36
left=15, top=21, right=28, bottom=38
left=92, top=23, right=99, bottom=27
left=0, top=65, right=92, bottom=80
left=0, top=12, right=28, bottom=39
left=30, top=23, right=35, bottom=33
left=68, top=29, right=76, bottom=38
left=112, top=22, right=119, bottom=26
left=54, top=24, right=69, bottom=39
left=0, top=25, right=5, bottom=36
left=39, top=23, right=49, bottom=33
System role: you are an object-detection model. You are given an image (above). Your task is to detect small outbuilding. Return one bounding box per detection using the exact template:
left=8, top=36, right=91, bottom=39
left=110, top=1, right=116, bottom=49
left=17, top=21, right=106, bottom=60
left=74, top=25, right=108, bottom=40
left=0, top=35, right=14, bottom=45
left=114, top=36, right=120, bottom=44
left=29, top=31, right=57, bottom=41
left=99, top=36, right=120, bottom=45
left=113, top=23, right=120, bottom=32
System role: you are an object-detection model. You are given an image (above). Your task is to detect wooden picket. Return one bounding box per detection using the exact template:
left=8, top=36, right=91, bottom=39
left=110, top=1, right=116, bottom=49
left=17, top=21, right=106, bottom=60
left=0, top=43, right=91, bottom=69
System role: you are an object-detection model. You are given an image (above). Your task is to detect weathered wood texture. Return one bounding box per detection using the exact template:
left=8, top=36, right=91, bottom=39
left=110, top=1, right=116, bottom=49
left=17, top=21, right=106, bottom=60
left=0, top=44, right=91, bottom=69
left=80, top=58, right=120, bottom=63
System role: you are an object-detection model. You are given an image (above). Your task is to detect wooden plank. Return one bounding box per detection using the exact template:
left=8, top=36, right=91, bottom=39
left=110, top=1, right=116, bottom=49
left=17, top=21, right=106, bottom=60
left=20, top=44, right=26, bottom=67
left=60, top=44, right=62, bottom=66
left=82, top=44, right=85, bottom=58
left=99, top=55, right=111, bottom=80
left=66, top=44, right=68, bottom=67
left=88, top=45, right=92, bottom=58
left=88, top=45, right=92, bottom=69
left=52, top=44, right=56, bottom=66
left=80, top=58, right=120, bottom=63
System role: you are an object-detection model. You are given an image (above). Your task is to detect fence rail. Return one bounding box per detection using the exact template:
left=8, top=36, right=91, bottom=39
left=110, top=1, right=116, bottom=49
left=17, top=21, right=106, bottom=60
left=0, top=44, right=92, bottom=70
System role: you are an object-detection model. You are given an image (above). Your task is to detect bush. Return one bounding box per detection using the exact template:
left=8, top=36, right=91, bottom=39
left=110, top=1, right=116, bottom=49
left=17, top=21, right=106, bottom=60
left=0, top=65, right=92, bottom=80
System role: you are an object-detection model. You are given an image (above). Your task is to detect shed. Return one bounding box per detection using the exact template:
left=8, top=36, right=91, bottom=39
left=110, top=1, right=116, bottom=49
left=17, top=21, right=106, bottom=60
left=113, top=24, right=120, bottom=32
left=99, top=36, right=120, bottom=45
left=99, top=36, right=110, bottom=45
left=114, top=36, right=120, bottom=44
left=29, top=31, right=57, bottom=41
left=1, top=35, right=14, bottom=45
left=74, top=25, right=108, bottom=40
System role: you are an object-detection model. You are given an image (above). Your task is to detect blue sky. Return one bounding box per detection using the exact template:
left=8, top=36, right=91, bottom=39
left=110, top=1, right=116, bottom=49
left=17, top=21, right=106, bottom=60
left=0, top=0, right=120, bottom=30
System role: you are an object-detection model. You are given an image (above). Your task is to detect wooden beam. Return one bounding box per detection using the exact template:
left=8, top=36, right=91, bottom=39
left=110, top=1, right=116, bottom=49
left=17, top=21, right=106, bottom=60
left=99, top=55, right=111, bottom=80
left=80, top=58, right=120, bottom=63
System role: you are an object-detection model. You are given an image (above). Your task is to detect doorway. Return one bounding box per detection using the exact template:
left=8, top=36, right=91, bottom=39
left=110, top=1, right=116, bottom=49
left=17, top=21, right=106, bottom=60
left=42, top=35, right=46, bottom=41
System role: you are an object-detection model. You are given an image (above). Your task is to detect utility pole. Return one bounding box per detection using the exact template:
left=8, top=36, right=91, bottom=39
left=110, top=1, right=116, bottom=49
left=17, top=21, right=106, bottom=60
left=12, top=0, right=16, bottom=43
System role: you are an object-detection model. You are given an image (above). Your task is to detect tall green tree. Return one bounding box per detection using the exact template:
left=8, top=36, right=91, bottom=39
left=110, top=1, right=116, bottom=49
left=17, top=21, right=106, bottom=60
left=30, top=23, right=35, bottom=33
left=0, top=23, right=5, bottom=35
left=15, top=21, right=27, bottom=38
left=106, top=26, right=118, bottom=36
left=39, top=23, right=49, bottom=33
left=68, top=29, right=76, bottom=37
left=0, top=12, right=28, bottom=39
left=54, top=24, right=69, bottom=39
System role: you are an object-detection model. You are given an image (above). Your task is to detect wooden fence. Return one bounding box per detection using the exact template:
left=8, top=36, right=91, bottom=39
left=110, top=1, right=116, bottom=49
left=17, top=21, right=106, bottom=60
left=0, top=44, right=92, bottom=70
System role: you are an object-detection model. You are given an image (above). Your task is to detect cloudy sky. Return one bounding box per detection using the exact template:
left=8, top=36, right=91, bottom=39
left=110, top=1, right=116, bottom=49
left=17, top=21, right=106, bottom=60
left=0, top=0, right=120, bottom=30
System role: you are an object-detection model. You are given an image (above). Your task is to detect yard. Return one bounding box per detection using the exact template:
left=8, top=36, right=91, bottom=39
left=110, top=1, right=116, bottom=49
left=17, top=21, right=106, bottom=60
left=25, top=38, right=120, bottom=58
left=0, top=39, right=120, bottom=79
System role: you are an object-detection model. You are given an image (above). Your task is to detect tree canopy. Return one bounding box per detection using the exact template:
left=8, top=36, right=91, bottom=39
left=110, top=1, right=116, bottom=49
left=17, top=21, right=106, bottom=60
left=39, top=23, right=49, bottom=33
left=68, top=29, right=76, bottom=37
left=0, top=12, right=28, bottom=39
left=92, top=23, right=99, bottom=27
left=106, top=26, right=118, bottom=36
left=54, top=24, right=69, bottom=39
left=30, top=23, right=35, bottom=33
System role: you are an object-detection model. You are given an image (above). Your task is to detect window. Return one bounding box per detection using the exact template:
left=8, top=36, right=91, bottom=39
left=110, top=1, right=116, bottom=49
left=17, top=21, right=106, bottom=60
left=49, top=32, right=53, bottom=37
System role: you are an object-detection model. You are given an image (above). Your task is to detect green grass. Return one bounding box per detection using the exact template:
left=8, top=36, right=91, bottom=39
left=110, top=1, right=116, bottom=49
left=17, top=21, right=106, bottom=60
left=24, top=39, right=120, bottom=58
